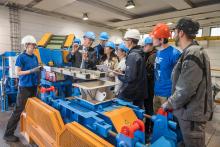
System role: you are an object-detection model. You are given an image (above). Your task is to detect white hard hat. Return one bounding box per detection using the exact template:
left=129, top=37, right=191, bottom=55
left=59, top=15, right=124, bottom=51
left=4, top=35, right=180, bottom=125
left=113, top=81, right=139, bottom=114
left=124, top=29, right=140, bottom=40
left=21, top=35, right=37, bottom=45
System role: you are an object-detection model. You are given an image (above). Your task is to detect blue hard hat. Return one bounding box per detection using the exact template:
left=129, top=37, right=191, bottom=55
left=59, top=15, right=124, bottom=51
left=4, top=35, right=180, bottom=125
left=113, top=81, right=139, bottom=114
left=118, top=43, right=129, bottom=53
left=105, top=41, right=115, bottom=49
left=83, top=32, right=96, bottom=40
left=144, top=37, right=153, bottom=45
left=99, top=32, right=109, bottom=40
left=73, top=38, right=81, bottom=45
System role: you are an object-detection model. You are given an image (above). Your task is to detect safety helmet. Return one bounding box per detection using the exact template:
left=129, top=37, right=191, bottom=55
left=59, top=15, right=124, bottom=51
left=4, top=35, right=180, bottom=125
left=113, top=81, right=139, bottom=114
left=99, top=32, right=109, bottom=40
left=124, top=29, right=140, bottom=40
left=83, top=32, right=96, bottom=40
left=73, top=38, right=81, bottom=45
left=144, top=37, right=153, bottom=45
left=175, top=17, right=200, bottom=37
left=105, top=41, right=115, bottom=50
left=151, top=23, right=171, bottom=39
left=118, top=43, right=129, bottom=53
left=21, top=35, right=37, bottom=45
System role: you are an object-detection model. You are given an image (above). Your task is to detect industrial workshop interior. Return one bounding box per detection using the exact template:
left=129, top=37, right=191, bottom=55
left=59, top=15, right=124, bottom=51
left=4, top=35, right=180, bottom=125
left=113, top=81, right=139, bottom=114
left=1, top=0, right=220, bottom=147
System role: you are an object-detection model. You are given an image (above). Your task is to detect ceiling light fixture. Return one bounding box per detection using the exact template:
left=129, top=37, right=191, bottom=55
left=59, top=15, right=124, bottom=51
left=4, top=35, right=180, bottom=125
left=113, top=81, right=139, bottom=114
left=82, top=13, right=88, bottom=20
left=166, top=22, right=173, bottom=25
left=125, top=0, right=135, bottom=9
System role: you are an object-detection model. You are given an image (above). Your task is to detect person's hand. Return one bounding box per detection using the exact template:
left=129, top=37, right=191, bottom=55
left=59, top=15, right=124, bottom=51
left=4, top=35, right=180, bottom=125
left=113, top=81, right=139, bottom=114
left=71, top=44, right=79, bottom=54
left=29, top=66, right=42, bottom=73
left=161, top=101, right=173, bottom=112
left=112, top=69, right=121, bottom=75
left=82, top=51, right=88, bottom=61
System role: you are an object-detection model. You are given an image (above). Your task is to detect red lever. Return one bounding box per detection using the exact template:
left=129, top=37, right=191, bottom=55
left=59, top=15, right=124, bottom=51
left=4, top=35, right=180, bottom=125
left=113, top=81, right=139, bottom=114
left=41, top=86, right=55, bottom=93
left=120, top=119, right=145, bottom=138
left=157, top=108, right=168, bottom=116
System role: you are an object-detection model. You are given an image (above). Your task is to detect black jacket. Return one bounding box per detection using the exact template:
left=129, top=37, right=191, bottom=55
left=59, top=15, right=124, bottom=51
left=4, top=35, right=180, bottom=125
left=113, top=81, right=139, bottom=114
left=145, top=49, right=157, bottom=99
left=83, top=47, right=98, bottom=70
left=66, top=46, right=82, bottom=68
left=118, top=45, right=147, bottom=101
left=94, top=44, right=104, bottom=60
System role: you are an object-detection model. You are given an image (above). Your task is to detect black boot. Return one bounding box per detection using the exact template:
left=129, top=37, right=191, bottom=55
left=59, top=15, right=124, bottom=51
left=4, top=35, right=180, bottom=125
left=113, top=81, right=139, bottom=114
left=3, top=134, right=19, bottom=142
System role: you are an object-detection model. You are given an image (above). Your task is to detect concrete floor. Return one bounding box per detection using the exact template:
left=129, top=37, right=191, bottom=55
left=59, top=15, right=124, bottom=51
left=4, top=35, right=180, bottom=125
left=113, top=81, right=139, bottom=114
left=0, top=105, right=220, bottom=147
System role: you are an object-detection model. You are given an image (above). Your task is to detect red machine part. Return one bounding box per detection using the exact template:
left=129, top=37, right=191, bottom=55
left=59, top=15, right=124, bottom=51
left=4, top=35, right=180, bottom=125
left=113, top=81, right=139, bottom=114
left=120, top=119, right=145, bottom=138
left=157, top=108, right=168, bottom=116
left=41, top=86, right=55, bottom=93
left=45, top=71, right=56, bottom=82
left=157, top=108, right=173, bottom=117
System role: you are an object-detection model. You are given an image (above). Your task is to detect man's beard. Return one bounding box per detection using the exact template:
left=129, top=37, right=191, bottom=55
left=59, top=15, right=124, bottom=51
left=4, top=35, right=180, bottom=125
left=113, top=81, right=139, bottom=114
left=175, top=35, right=180, bottom=47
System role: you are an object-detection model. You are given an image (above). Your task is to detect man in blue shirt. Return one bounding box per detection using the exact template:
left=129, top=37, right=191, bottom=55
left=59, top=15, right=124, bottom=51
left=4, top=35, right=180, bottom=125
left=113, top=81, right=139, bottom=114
left=151, top=23, right=181, bottom=113
left=4, top=35, right=41, bottom=142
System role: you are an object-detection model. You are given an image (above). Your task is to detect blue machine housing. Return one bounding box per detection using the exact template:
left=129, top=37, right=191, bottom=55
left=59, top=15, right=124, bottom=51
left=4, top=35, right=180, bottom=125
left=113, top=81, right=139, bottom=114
left=41, top=89, right=147, bottom=146
left=38, top=47, right=67, bottom=67
left=0, top=51, right=20, bottom=111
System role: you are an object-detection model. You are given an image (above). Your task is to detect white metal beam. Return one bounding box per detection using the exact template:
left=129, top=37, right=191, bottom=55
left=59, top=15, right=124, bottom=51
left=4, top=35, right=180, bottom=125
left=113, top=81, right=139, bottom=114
left=111, top=3, right=220, bottom=28
left=136, top=17, right=220, bottom=33
left=117, top=11, right=220, bottom=30
left=161, top=0, right=193, bottom=10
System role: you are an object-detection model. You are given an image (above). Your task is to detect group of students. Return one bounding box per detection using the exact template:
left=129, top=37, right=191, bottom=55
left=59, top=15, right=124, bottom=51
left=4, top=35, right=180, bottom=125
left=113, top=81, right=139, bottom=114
left=63, top=17, right=214, bottom=147
left=3, top=17, right=213, bottom=147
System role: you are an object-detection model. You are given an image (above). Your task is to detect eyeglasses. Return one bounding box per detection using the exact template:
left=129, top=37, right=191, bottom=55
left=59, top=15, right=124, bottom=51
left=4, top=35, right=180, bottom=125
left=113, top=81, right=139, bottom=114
left=26, top=43, right=37, bottom=48
left=123, top=39, right=131, bottom=42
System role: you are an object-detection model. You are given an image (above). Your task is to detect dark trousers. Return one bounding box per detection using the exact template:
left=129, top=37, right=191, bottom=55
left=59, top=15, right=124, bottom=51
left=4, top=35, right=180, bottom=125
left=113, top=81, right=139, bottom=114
left=144, top=78, right=154, bottom=135
left=4, top=86, right=37, bottom=136
left=144, top=97, right=154, bottom=135
left=177, top=118, right=206, bottom=147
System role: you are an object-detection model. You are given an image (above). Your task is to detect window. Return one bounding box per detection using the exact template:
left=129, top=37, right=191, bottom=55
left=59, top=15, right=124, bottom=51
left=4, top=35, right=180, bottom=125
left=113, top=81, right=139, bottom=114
left=196, top=29, right=203, bottom=37
left=143, top=34, right=149, bottom=38
left=171, top=31, right=175, bottom=39
left=140, top=34, right=149, bottom=40
left=210, top=27, right=220, bottom=36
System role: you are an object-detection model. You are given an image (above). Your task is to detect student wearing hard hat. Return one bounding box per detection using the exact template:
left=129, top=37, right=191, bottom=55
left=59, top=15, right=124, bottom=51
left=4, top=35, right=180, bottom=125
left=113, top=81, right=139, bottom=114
left=95, top=41, right=118, bottom=100
left=114, top=43, right=128, bottom=96
left=81, top=31, right=98, bottom=70
left=66, top=38, right=82, bottom=68
left=100, top=41, right=118, bottom=82
left=117, top=29, right=147, bottom=108
left=143, top=36, right=157, bottom=135
left=94, top=32, right=110, bottom=60
left=162, top=18, right=213, bottom=147
left=151, top=23, right=181, bottom=113
left=80, top=32, right=99, bottom=100
left=3, top=35, right=41, bottom=142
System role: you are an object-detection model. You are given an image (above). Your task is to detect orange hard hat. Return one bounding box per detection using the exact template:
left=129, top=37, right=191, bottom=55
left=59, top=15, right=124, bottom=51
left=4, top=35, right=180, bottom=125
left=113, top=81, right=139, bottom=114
left=151, top=23, right=171, bottom=39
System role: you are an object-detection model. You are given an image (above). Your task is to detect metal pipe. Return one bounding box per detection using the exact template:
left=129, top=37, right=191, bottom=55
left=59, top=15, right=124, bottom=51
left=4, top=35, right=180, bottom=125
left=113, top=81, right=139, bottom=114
left=108, top=130, right=117, bottom=137
left=144, top=114, right=152, bottom=119
left=211, top=68, right=220, bottom=72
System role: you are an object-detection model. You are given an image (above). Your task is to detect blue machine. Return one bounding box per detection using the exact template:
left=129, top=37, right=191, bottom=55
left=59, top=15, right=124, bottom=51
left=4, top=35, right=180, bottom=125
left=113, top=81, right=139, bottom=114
left=0, top=51, right=20, bottom=111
